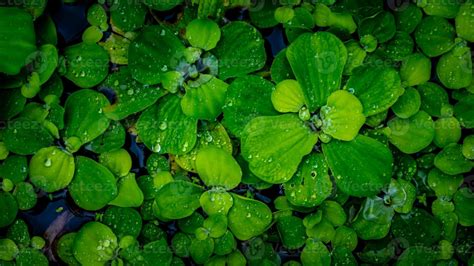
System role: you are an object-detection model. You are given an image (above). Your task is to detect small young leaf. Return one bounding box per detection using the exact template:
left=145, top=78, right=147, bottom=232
left=321, top=90, right=366, bottom=141
left=154, top=181, right=204, bottom=220
left=227, top=194, right=272, bottom=241
left=196, top=146, right=242, bottom=190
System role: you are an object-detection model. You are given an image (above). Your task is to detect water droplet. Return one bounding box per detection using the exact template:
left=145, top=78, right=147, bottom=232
left=44, top=158, right=52, bottom=167
left=159, top=122, right=167, bottom=130
left=152, top=143, right=161, bottom=153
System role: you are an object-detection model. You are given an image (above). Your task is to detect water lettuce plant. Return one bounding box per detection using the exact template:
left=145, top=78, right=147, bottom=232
left=0, top=0, right=473, bottom=265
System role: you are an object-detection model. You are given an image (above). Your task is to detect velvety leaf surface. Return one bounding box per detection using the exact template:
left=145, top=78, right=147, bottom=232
left=136, top=95, right=197, bottom=155
left=286, top=32, right=347, bottom=112
left=213, top=22, right=266, bottom=80
left=345, top=65, right=403, bottom=116
left=223, top=75, right=278, bottom=138
left=323, top=135, right=393, bottom=197
left=241, top=114, right=318, bottom=184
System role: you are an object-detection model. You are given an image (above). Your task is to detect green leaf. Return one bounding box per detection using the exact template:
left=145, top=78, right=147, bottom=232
left=3, top=117, right=54, bottom=155
left=320, top=90, right=366, bottom=141
left=175, top=122, right=232, bottom=173
left=141, top=239, right=173, bottom=265
left=213, top=22, right=266, bottom=80
left=454, top=94, right=474, bottom=128
left=87, top=120, right=126, bottom=154
left=154, top=181, right=204, bottom=219
left=421, top=0, right=461, bottom=18
left=271, top=79, right=306, bottom=113
left=203, top=214, right=228, bottom=238
left=313, top=3, right=357, bottom=34
left=0, top=155, right=28, bottom=184
left=396, top=246, right=438, bottom=266
left=321, top=200, right=347, bottom=227
left=417, top=82, right=449, bottom=117
left=400, top=53, right=431, bottom=87
left=241, top=114, right=318, bottom=184
left=276, top=215, right=306, bottom=249
left=284, top=153, right=332, bottom=208
left=391, top=87, right=421, bottom=119
left=0, top=8, right=36, bottom=75
left=109, top=173, right=144, bottom=208
left=434, top=143, right=473, bottom=175
left=0, top=238, right=18, bottom=261
left=270, top=49, right=295, bottom=83
left=352, top=213, right=391, bottom=240
left=181, top=76, right=228, bottom=120
left=73, top=222, right=118, bottom=266
left=190, top=238, right=214, bottom=264
left=415, top=16, right=455, bottom=57
left=427, top=168, right=463, bottom=198
left=249, top=0, right=279, bottom=28
left=345, top=65, right=403, bottom=116
left=87, top=4, right=107, bottom=27
left=69, top=156, right=118, bottom=211
left=99, top=67, right=166, bottom=120
left=322, top=135, right=393, bottom=197
left=110, top=0, right=147, bottom=32
left=100, top=33, right=132, bottom=65
left=358, top=11, right=396, bottom=43
left=436, top=44, right=472, bottom=90
left=142, top=0, right=183, bottom=11
left=98, top=148, right=132, bottom=177
left=391, top=208, right=441, bottom=247
left=195, top=146, right=242, bottom=190
left=462, top=135, right=474, bottom=160
left=214, top=230, right=236, bottom=256
left=56, top=233, right=79, bottom=265
left=433, top=117, right=461, bottom=148
left=286, top=32, right=347, bottom=112
left=102, top=206, right=142, bottom=238
left=15, top=248, right=48, bottom=266
left=137, top=95, right=198, bottom=155
left=171, top=232, right=192, bottom=258
left=0, top=89, right=26, bottom=121
left=185, top=19, right=221, bottom=51
left=63, top=42, right=109, bottom=88
left=0, top=192, right=18, bottom=228
left=392, top=179, right=416, bottom=214
left=455, top=1, right=474, bottom=42
left=32, top=44, right=59, bottom=85
left=129, top=25, right=185, bottom=85
left=227, top=194, right=272, bottom=241
left=6, top=219, right=30, bottom=246
left=200, top=190, right=233, bottom=216
left=387, top=111, right=435, bottom=154
left=377, top=31, right=414, bottom=61
left=343, top=40, right=367, bottom=75
left=64, top=89, right=111, bottom=152
left=394, top=3, right=423, bottom=34
left=453, top=188, right=474, bottom=226
left=333, top=226, right=358, bottom=251
left=223, top=75, right=278, bottom=138
left=301, top=240, right=331, bottom=265
left=29, top=146, right=75, bottom=193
